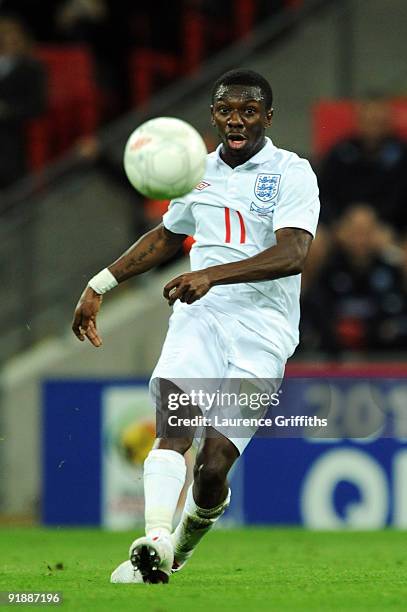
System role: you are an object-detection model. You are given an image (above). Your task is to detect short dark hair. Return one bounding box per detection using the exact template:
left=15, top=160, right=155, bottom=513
left=212, top=69, right=273, bottom=110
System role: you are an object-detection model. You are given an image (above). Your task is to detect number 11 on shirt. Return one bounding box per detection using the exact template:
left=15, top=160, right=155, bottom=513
left=224, top=207, right=246, bottom=244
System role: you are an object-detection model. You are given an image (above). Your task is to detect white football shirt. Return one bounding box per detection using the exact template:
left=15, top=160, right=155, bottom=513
left=162, top=137, right=320, bottom=360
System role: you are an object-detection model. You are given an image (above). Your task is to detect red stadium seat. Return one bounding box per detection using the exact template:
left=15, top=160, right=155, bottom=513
left=391, top=98, right=407, bottom=138
left=182, top=8, right=206, bottom=75
left=182, top=1, right=257, bottom=72
left=27, top=45, right=100, bottom=171
left=235, top=0, right=257, bottom=38
left=313, top=98, right=407, bottom=158
left=312, top=101, right=357, bottom=158
left=26, top=117, right=50, bottom=172
left=129, top=50, right=180, bottom=108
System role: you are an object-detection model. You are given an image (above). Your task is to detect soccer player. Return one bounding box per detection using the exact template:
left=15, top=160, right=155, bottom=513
left=72, top=69, right=320, bottom=583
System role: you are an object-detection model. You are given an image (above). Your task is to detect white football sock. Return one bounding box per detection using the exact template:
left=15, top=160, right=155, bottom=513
left=173, top=485, right=231, bottom=564
left=143, top=449, right=187, bottom=537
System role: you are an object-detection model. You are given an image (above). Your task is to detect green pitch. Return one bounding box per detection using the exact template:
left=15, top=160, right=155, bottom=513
left=0, top=528, right=406, bottom=611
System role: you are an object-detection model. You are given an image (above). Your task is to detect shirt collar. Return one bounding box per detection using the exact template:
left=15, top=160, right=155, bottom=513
left=215, top=137, right=275, bottom=168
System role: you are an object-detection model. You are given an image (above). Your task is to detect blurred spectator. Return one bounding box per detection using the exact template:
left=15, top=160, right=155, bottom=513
left=0, top=2, right=62, bottom=40
left=0, top=15, right=46, bottom=188
left=56, top=0, right=181, bottom=114
left=56, top=0, right=108, bottom=32
left=1, top=1, right=135, bottom=114
left=141, top=1, right=183, bottom=54
left=54, top=0, right=123, bottom=113
left=300, top=224, right=330, bottom=293
left=318, top=97, right=407, bottom=232
left=302, top=204, right=407, bottom=354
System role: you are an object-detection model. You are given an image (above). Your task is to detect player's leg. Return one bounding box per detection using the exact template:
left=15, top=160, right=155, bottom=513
left=171, top=370, right=284, bottom=573
left=113, top=303, right=228, bottom=583
left=112, top=432, right=194, bottom=584
left=172, top=428, right=239, bottom=570
left=143, top=378, right=198, bottom=537
left=193, top=428, right=239, bottom=508
left=129, top=380, right=198, bottom=582
left=112, top=429, right=192, bottom=584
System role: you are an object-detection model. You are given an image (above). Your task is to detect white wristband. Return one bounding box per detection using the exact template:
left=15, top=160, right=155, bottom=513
left=88, top=268, right=118, bottom=294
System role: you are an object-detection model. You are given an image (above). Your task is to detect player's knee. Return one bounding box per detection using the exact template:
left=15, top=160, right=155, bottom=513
left=156, top=436, right=193, bottom=455
left=193, top=460, right=227, bottom=490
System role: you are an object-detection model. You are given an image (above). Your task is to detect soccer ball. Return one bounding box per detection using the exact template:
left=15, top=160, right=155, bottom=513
left=123, top=117, right=207, bottom=200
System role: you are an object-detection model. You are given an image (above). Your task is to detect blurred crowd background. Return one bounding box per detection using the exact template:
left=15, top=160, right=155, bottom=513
left=1, top=0, right=407, bottom=363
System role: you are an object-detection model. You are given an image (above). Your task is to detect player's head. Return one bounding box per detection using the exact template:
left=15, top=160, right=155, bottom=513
left=212, top=69, right=273, bottom=111
left=211, top=69, right=273, bottom=163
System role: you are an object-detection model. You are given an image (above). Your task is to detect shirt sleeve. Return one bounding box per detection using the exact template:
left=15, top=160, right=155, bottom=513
left=273, top=159, right=320, bottom=237
left=162, top=198, right=196, bottom=236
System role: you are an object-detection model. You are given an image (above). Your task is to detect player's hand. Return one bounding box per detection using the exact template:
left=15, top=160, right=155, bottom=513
left=72, top=286, right=103, bottom=347
left=163, top=271, right=212, bottom=306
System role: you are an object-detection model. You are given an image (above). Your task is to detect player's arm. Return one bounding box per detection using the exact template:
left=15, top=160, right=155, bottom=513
left=163, top=227, right=312, bottom=306
left=72, top=224, right=186, bottom=346
left=108, top=224, right=186, bottom=281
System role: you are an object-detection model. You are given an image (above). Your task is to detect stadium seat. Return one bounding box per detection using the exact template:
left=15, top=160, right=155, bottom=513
left=313, top=98, right=407, bottom=157
left=235, top=0, right=257, bottom=38
left=129, top=50, right=180, bottom=108
left=182, top=1, right=257, bottom=71
left=312, top=101, right=358, bottom=158
left=27, top=45, right=100, bottom=171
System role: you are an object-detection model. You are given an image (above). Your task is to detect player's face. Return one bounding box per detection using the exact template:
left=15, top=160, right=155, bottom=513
left=211, top=85, right=273, bottom=165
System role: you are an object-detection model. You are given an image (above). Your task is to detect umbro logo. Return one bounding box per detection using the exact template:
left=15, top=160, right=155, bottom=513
left=195, top=180, right=211, bottom=191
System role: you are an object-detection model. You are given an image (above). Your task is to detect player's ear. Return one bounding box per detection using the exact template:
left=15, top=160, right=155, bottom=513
left=210, top=104, right=216, bottom=126
left=265, top=107, right=273, bottom=128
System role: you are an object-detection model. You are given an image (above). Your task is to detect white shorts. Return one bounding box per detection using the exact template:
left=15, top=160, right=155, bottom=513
left=149, top=301, right=285, bottom=454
